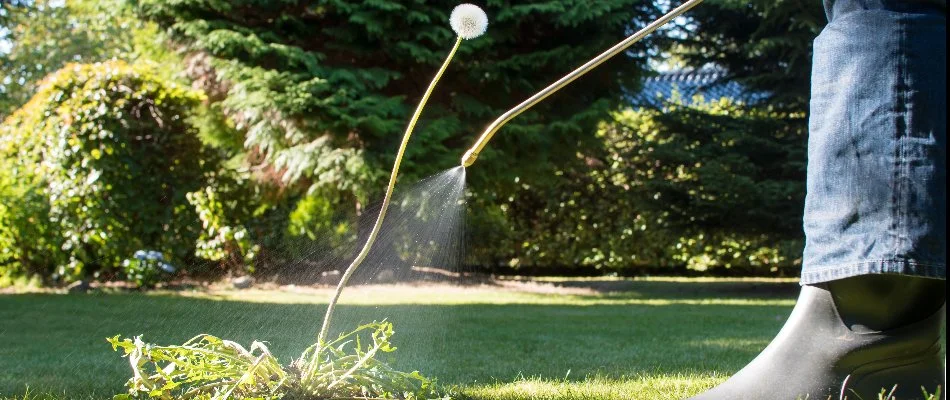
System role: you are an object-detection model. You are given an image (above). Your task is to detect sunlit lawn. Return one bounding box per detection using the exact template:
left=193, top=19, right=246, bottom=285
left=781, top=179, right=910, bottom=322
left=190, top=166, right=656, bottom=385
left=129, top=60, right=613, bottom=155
left=1, top=277, right=805, bottom=399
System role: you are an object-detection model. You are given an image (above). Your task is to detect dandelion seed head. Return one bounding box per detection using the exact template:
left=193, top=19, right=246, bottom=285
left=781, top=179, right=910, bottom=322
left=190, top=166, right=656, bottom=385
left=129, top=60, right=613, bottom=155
left=450, top=4, right=488, bottom=40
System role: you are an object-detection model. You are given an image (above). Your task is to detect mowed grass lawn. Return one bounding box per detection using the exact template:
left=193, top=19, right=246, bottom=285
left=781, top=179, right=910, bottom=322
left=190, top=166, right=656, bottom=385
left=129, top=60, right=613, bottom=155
left=0, top=277, right=913, bottom=400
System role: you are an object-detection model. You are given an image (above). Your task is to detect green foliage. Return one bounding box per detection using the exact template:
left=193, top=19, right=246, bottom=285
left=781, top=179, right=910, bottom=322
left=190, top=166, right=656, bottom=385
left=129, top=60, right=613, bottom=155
left=0, top=1, right=27, bottom=27
left=658, top=0, right=825, bottom=110
left=1, top=0, right=823, bottom=277
left=187, top=187, right=259, bottom=274
left=477, top=96, right=806, bottom=273
left=0, top=0, right=175, bottom=117
left=463, top=0, right=824, bottom=273
left=604, top=98, right=806, bottom=240
left=134, top=0, right=659, bottom=229
left=0, top=167, right=65, bottom=282
left=294, top=321, right=444, bottom=399
left=287, top=193, right=355, bottom=250
left=121, top=250, right=176, bottom=288
left=0, top=61, right=210, bottom=281
left=108, top=321, right=448, bottom=400
left=108, top=334, right=286, bottom=400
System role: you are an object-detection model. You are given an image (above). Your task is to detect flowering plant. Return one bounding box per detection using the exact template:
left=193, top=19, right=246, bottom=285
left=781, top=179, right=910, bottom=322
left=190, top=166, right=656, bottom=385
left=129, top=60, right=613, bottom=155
left=450, top=3, right=488, bottom=39
left=121, top=250, right=176, bottom=288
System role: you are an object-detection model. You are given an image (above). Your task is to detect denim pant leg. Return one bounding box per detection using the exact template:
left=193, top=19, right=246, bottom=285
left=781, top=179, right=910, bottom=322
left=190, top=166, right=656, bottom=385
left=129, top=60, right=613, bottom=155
left=801, top=2, right=947, bottom=284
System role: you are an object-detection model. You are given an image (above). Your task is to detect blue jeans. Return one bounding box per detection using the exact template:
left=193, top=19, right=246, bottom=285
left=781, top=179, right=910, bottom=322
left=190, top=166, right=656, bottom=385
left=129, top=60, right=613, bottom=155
left=801, top=0, right=947, bottom=284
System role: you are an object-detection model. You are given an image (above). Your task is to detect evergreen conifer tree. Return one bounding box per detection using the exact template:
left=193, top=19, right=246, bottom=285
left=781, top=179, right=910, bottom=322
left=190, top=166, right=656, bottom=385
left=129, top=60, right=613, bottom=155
left=136, top=0, right=660, bottom=203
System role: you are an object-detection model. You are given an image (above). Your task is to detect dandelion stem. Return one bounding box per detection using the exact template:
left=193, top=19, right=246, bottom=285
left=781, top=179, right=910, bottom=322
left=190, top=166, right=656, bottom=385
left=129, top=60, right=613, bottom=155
left=316, top=36, right=464, bottom=348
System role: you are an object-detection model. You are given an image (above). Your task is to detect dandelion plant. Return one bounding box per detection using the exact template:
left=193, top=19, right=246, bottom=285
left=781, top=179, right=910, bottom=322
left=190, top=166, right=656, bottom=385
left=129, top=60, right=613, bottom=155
left=109, top=4, right=488, bottom=400
left=316, top=1, right=489, bottom=348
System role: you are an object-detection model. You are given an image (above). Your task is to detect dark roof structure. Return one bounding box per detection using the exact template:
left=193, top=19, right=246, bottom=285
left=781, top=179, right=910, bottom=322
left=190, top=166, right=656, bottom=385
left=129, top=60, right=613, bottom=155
left=630, top=69, right=769, bottom=108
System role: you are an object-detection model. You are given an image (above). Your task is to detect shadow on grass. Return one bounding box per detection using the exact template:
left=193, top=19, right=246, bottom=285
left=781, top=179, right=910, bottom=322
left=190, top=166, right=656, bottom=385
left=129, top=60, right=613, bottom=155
left=496, top=278, right=801, bottom=298
left=0, top=282, right=796, bottom=399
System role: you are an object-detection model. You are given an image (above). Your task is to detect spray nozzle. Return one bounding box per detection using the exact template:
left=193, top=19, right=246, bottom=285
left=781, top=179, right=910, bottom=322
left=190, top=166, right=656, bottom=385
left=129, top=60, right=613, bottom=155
left=461, top=149, right=478, bottom=168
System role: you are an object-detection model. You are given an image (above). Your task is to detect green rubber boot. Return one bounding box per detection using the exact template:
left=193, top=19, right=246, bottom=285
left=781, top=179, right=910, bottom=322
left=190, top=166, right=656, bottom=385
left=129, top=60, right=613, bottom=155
left=688, top=275, right=946, bottom=400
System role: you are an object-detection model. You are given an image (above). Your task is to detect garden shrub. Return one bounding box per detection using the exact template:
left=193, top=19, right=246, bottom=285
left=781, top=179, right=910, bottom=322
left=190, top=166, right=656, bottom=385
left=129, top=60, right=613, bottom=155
left=0, top=168, right=63, bottom=285
left=121, top=250, right=176, bottom=288
left=187, top=186, right=259, bottom=274
left=615, top=97, right=806, bottom=272
left=0, top=61, right=210, bottom=282
left=287, top=192, right=356, bottom=252
left=475, top=96, right=807, bottom=274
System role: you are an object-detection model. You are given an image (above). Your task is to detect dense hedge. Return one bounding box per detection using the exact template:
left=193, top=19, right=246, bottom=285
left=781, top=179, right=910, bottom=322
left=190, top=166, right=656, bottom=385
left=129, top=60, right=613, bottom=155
left=467, top=96, right=807, bottom=273
left=0, top=61, right=210, bottom=282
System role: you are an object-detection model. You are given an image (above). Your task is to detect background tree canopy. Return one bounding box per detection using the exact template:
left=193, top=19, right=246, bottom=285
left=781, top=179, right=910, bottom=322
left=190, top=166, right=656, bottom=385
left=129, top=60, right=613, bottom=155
left=133, top=0, right=661, bottom=198
left=1, top=0, right=826, bottom=285
left=659, top=0, right=824, bottom=109
left=0, top=0, right=174, bottom=117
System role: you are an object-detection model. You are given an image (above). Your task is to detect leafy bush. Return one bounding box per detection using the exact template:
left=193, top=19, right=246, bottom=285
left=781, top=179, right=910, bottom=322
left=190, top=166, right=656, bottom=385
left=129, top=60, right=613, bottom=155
left=109, top=321, right=448, bottom=400
left=471, top=96, right=806, bottom=273
left=121, top=250, right=176, bottom=288
left=657, top=0, right=824, bottom=110
left=188, top=187, right=258, bottom=274
left=0, top=167, right=65, bottom=282
left=0, top=61, right=210, bottom=282
left=605, top=97, right=806, bottom=272
left=286, top=193, right=356, bottom=251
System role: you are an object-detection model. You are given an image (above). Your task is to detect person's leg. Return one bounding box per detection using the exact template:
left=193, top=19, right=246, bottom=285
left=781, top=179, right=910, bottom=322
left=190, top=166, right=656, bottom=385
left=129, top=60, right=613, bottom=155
left=688, top=1, right=946, bottom=398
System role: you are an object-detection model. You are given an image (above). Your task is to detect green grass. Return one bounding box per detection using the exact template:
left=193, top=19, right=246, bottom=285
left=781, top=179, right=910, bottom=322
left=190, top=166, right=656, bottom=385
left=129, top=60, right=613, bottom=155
left=0, top=277, right=913, bottom=399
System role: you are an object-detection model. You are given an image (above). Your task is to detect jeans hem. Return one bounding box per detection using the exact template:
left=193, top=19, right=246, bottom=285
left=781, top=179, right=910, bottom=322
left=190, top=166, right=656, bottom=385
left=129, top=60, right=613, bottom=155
left=800, top=260, right=947, bottom=285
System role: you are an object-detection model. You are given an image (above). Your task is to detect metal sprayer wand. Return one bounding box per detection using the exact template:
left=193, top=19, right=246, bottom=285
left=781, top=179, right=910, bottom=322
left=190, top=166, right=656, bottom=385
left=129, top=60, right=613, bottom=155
left=460, top=0, right=704, bottom=167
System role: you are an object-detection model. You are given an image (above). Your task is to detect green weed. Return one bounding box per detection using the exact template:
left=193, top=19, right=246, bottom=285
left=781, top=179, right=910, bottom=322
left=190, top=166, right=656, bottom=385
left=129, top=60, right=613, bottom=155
left=109, top=321, right=447, bottom=400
